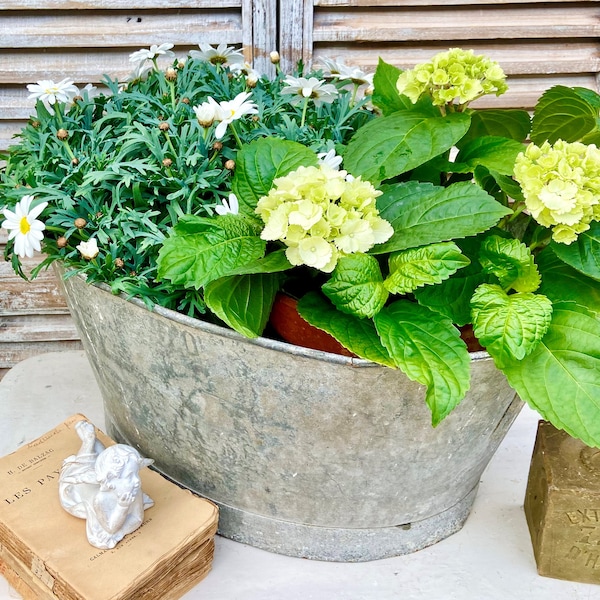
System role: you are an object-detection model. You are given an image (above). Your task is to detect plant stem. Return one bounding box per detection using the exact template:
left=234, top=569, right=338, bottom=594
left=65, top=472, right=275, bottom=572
left=300, top=97, right=309, bottom=128
left=229, top=122, right=243, bottom=149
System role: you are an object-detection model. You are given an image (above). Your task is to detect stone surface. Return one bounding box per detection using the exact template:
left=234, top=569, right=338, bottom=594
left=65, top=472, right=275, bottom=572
left=525, top=420, right=600, bottom=584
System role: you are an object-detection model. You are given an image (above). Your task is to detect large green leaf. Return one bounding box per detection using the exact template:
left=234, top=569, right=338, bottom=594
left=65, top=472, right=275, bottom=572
left=471, top=283, right=553, bottom=365
left=372, top=181, right=511, bottom=254
left=224, top=249, right=292, bottom=276
left=531, top=85, right=598, bottom=144
left=459, top=109, right=531, bottom=145
left=550, top=221, right=600, bottom=281
left=321, top=254, right=389, bottom=318
left=385, top=242, right=470, bottom=295
left=479, top=235, right=540, bottom=292
left=500, top=302, right=600, bottom=448
left=372, top=58, right=410, bottom=116
left=373, top=301, right=471, bottom=425
left=156, top=215, right=266, bottom=288
left=297, top=292, right=396, bottom=367
left=537, top=247, right=600, bottom=314
left=231, top=137, right=318, bottom=214
left=452, top=136, right=525, bottom=176
left=204, top=273, right=281, bottom=338
left=344, top=109, right=471, bottom=184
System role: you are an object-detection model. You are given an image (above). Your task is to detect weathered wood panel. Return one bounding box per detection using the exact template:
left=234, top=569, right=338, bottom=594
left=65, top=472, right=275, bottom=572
left=311, top=7, right=599, bottom=43
left=0, top=340, right=84, bottom=371
left=278, top=0, right=600, bottom=111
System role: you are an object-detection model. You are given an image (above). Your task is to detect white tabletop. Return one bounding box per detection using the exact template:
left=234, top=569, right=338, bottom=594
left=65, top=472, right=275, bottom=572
left=1, top=351, right=600, bottom=600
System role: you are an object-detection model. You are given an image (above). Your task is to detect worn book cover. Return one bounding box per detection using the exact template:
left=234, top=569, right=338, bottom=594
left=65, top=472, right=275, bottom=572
left=0, top=414, right=218, bottom=600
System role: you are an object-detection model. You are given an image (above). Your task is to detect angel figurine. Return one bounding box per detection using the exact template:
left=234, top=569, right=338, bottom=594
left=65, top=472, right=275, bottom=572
left=59, top=420, right=154, bottom=549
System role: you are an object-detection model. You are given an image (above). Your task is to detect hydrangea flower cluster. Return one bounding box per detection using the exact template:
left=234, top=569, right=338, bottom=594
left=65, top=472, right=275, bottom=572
left=396, top=48, right=508, bottom=108
left=514, top=139, right=600, bottom=244
left=255, top=164, right=393, bottom=272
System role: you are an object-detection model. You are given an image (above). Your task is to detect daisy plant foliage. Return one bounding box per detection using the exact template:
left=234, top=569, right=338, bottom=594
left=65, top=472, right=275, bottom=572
left=2, top=47, right=600, bottom=446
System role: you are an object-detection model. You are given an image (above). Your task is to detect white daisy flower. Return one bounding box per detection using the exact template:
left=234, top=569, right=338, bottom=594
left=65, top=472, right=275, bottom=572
left=215, top=193, right=240, bottom=216
left=129, top=43, right=174, bottom=65
left=318, top=149, right=343, bottom=170
left=281, top=76, right=339, bottom=107
left=189, top=43, right=244, bottom=66
left=1, top=195, right=48, bottom=258
left=27, top=79, right=79, bottom=106
left=210, top=92, right=258, bottom=139
left=76, top=238, right=99, bottom=260
left=320, top=59, right=373, bottom=87
left=193, top=102, right=218, bottom=128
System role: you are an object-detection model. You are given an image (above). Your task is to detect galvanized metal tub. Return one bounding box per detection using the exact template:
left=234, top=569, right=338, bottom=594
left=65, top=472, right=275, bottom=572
left=57, top=268, right=522, bottom=562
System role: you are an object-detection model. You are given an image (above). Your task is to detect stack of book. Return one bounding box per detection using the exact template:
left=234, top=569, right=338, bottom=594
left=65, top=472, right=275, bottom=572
left=0, top=414, right=218, bottom=600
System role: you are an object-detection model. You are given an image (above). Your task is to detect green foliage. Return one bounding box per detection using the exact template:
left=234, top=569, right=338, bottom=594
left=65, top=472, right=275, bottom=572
left=384, top=242, right=470, bottom=294
left=344, top=109, right=471, bottom=184
left=374, top=301, right=471, bottom=426
left=321, top=254, right=388, bottom=318
left=373, top=181, right=511, bottom=253
left=4, top=45, right=600, bottom=445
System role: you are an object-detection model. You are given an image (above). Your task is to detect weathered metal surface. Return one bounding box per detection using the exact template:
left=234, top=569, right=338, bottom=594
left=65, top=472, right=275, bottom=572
left=58, top=268, right=523, bottom=561
left=525, top=421, right=600, bottom=583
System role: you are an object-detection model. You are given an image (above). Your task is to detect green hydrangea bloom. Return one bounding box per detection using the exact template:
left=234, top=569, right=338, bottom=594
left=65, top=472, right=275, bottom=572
left=514, top=140, right=600, bottom=244
left=396, top=48, right=508, bottom=108
left=255, top=164, right=393, bottom=272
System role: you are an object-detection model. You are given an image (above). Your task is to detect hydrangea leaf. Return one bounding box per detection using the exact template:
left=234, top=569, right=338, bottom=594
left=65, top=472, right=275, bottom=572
left=479, top=235, right=541, bottom=292
left=414, top=236, right=491, bottom=325
left=500, top=302, right=600, bottom=448
left=373, top=181, right=511, bottom=254
left=372, top=59, right=411, bottom=116
left=157, top=215, right=266, bottom=288
left=452, top=136, right=525, bottom=176
left=537, top=247, right=600, bottom=314
left=458, top=109, right=531, bottom=145
left=297, top=292, right=396, bottom=367
left=232, top=137, right=318, bottom=215
left=384, top=242, right=470, bottom=295
left=204, top=273, right=281, bottom=338
left=550, top=221, right=600, bottom=282
left=344, top=109, right=471, bottom=184
left=373, top=300, right=471, bottom=426
left=531, top=85, right=598, bottom=144
left=471, top=283, right=553, bottom=366
left=321, top=254, right=389, bottom=318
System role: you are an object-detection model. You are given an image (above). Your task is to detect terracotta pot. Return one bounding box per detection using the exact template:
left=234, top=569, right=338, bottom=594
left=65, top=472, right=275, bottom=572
left=269, top=293, right=356, bottom=357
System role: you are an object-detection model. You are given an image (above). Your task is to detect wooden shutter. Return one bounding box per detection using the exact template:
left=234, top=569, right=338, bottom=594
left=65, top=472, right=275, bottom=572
left=280, top=0, right=600, bottom=109
left=0, top=0, right=276, bottom=152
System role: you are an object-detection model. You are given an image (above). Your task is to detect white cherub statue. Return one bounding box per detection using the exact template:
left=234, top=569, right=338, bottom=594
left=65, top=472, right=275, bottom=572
left=59, top=420, right=154, bottom=549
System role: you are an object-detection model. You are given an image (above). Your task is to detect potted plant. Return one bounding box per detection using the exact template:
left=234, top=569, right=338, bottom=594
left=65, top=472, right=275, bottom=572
left=2, top=44, right=599, bottom=561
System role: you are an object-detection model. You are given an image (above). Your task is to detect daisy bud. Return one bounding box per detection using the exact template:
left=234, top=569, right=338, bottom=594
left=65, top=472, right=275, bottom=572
left=57, top=129, right=69, bottom=140
left=177, top=60, right=186, bottom=69
left=159, top=122, right=170, bottom=131
left=57, top=237, right=68, bottom=249
left=73, top=95, right=83, bottom=102
left=225, top=159, right=236, bottom=171
left=74, top=217, right=87, bottom=229
left=181, top=97, right=190, bottom=104
left=270, top=51, right=280, bottom=64
left=246, top=74, right=258, bottom=88
left=114, top=257, right=125, bottom=269
left=71, top=157, right=79, bottom=166
left=212, top=141, right=223, bottom=152
left=162, top=158, right=173, bottom=167
left=165, top=67, right=177, bottom=81
left=31, top=120, right=41, bottom=128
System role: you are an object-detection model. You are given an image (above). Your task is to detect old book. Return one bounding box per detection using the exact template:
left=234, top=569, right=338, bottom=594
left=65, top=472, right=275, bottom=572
left=0, top=414, right=219, bottom=600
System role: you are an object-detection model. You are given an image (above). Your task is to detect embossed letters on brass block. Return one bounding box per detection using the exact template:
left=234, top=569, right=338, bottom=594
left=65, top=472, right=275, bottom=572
left=525, top=421, right=600, bottom=584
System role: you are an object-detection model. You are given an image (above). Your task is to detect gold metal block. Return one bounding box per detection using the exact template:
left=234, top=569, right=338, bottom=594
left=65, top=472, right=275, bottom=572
left=525, top=420, right=600, bottom=584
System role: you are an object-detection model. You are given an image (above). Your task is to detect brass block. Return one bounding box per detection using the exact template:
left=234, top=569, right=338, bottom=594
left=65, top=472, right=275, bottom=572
left=524, top=420, right=600, bottom=584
